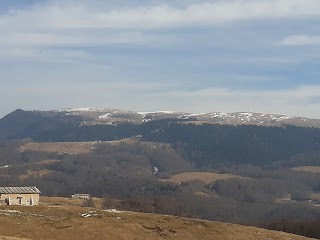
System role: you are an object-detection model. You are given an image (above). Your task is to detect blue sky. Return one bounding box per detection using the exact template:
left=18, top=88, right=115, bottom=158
left=1, top=0, right=320, bottom=118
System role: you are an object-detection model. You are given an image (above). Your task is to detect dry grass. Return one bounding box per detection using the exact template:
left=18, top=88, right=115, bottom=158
left=0, top=237, right=30, bottom=240
left=311, top=194, right=320, bottom=202
left=30, top=159, right=60, bottom=165
left=160, top=172, right=247, bottom=184
left=19, top=139, right=169, bottom=155
left=19, top=138, right=143, bottom=154
left=40, top=196, right=105, bottom=209
left=20, top=142, right=96, bottom=154
left=291, top=166, right=320, bottom=173
left=0, top=198, right=314, bottom=240
left=103, top=137, right=140, bottom=145
left=41, top=196, right=84, bottom=206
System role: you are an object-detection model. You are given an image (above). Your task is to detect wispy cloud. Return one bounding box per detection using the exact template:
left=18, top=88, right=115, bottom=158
left=0, top=31, right=148, bottom=47
left=0, top=0, right=320, bottom=118
left=1, top=0, right=320, bottom=31
left=281, top=34, right=320, bottom=46
left=1, top=1, right=320, bottom=50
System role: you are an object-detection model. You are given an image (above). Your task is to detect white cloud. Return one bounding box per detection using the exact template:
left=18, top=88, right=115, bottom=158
left=1, top=0, right=320, bottom=31
left=0, top=0, right=319, bottom=56
left=281, top=35, right=320, bottom=46
left=0, top=0, right=319, bottom=118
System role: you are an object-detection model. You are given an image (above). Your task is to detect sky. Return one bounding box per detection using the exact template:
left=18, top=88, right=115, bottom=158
left=0, top=0, right=320, bottom=118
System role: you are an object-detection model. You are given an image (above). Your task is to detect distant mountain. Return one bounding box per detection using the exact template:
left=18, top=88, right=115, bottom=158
left=1, top=108, right=320, bottom=140
left=4, top=107, right=319, bottom=126
left=53, top=108, right=320, bottom=127
left=0, top=109, right=83, bottom=140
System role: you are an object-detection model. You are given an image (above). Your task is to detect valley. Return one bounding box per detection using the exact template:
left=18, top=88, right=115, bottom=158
left=1, top=108, right=320, bottom=239
left=2, top=0, right=320, bottom=239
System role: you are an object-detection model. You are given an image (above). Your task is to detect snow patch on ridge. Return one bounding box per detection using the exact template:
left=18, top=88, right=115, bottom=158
left=137, top=111, right=175, bottom=115
left=47, top=107, right=317, bottom=126
left=64, top=107, right=106, bottom=112
left=99, top=113, right=111, bottom=119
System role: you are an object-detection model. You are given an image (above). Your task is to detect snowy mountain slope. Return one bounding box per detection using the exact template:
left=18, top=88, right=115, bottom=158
left=2, top=108, right=320, bottom=128
left=47, top=108, right=320, bottom=127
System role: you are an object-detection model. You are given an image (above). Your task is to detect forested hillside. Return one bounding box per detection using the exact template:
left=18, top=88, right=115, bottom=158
left=142, top=121, right=320, bottom=167
left=1, top=112, right=320, bottom=238
left=2, top=113, right=320, bottom=168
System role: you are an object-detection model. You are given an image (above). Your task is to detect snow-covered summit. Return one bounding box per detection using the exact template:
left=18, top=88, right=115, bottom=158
left=33, top=108, right=320, bottom=128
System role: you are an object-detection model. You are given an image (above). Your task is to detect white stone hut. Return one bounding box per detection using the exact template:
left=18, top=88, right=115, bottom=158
left=0, top=186, right=41, bottom=206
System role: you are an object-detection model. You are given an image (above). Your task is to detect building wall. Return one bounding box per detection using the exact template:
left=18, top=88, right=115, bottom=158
left=0, top=193, right=40, bottom=206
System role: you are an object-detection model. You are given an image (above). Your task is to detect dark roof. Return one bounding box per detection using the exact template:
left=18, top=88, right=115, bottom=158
left=0, top=186, right=41, bottom=194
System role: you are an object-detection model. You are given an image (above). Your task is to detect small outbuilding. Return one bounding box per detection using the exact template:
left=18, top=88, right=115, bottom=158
left=0, top=186, right=41, bottom=206
left=71, top=194, right=91, bottom=200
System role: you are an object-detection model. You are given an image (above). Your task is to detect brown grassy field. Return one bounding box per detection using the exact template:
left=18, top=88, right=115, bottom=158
left=291, top=166, right=320, bottom=173
left=0, top=237, right=30, bottom=240
left=40, top=196, right=105, bottom=209
left=20, top=142, right=96, bottom=154
left=0, top=197, right=314, bottom=240
left=160, top=172, right=247, bottom=184
left=19, top=139, right=160, bottom=154
left=30, top=159, right=61, bottom=165
left=103, top=137, right=142, bottom=145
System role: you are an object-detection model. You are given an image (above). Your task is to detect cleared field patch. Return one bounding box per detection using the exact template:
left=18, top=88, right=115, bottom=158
left=20, top=142, right=96, bottom=154
left=30, top=159, right=60, bottom=165
left=19, top=138, right=143, bottom=154
left=19, top=139, right=170, bottom=155
left=291, top=166, right=320, bottom=173
left=160, top=172, right=247, bottom=184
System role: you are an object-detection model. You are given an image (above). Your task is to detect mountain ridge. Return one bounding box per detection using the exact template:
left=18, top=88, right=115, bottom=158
left=3, top=108, right=320, bottom=128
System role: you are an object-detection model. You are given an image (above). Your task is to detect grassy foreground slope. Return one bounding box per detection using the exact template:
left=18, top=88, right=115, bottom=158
left=0, top=198, right=314, bottom=240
